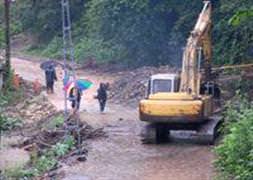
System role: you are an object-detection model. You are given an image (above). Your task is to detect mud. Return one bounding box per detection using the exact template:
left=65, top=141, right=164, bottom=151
left=62, top=105, right=215, bottom=180
left=0, top=148, right=30, bottom=171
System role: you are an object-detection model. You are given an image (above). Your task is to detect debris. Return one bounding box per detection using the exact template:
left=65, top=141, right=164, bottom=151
left=109, top=65, right=178, bottom=106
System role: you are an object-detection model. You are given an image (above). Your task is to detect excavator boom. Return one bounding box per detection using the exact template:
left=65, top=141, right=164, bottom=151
left=180, top=1, right=212, bottom=95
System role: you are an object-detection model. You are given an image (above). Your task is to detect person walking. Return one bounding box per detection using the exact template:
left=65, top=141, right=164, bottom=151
left=95, top=83, right=108, bottom=113
left=45, top=64, right=57, bottom=94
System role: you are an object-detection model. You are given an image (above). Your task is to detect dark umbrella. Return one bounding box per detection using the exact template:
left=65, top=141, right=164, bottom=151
left=40, top=60, right=58, bottom=70
left=40, top=60, right=73, bottom=70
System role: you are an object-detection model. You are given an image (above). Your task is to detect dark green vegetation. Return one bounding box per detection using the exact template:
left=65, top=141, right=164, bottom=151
left=0, top=0, right=252, bottom=66
left=0, top=114, right=22, bottom=132
left=215, top=94, right=253, bottom=180
left=0, top=1, right=22, bottom=48
left=215, top=13, right=253, bottom=179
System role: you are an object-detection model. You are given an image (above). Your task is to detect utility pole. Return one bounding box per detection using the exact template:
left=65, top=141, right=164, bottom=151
left=3, top=0, right=11, bottom=86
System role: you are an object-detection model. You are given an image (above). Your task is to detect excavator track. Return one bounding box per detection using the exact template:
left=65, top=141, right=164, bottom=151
left=141, top=116, right=222, bottom=144
left=141, top=123, right=170, bottom=144
left=194, top=116, right=222, bottom=144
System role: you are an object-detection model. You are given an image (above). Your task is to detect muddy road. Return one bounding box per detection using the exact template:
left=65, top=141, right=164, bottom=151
left=11, top=57, right=215, bottom=180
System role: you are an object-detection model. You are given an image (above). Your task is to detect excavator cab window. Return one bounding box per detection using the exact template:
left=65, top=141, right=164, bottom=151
left=153, top=79, right=172, bottom=94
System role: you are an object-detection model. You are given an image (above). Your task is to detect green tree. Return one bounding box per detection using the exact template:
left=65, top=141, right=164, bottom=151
left=4, top=0, right=253, bottom=67
left=213, top=0, right=253, bottom=65
left=15, top=0, right=85, bottom=43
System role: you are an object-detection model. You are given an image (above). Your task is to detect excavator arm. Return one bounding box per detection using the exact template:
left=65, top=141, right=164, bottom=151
left=180, top=1, right=212, bottom=95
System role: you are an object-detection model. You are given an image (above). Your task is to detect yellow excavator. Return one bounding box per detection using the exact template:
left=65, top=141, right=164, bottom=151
left=139, top=1, right=221, bottom=144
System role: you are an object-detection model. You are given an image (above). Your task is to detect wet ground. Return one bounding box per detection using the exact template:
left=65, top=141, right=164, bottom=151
left=10, top=57, right=216, bottom=180
left=61, top=105, right=215, bottom=180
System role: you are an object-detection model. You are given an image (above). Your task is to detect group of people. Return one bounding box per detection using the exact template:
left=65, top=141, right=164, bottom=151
left=44, top=65, right=109, bottom=114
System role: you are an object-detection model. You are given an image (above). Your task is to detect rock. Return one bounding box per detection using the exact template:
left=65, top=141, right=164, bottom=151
left=77, top=155, right=87, bottom=162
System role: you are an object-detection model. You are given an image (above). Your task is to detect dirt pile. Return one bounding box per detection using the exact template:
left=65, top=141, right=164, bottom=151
left=109, top=65, right=178, bottom=106
left=217, top=69, right=253, bottom=101
left=17, top=94, right=56, bottom=124
left=3, top=79, right=57, bottom=125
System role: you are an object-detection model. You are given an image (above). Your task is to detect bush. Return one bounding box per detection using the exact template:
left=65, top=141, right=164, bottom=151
left=34, top=155, right=57, bottom=174
left=221, top=93, right=251, bottom=133
left=0, top=115, right=23, bottom=132
left=45, top=114, right=64, bottom=129
left=52, top=136, right=75, bottom=157
left=215, top=96, right=253, bottom=180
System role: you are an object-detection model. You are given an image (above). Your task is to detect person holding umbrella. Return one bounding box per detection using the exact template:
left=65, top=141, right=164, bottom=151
left=64, top=79, right=93, bottom=114
left=69, top=86, right=82, bottom=114
left=41, top=60, right=65, bottom=94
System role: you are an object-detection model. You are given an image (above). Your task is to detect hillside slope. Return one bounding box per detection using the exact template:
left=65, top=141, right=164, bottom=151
left=0, top=0, right=252, bottom=67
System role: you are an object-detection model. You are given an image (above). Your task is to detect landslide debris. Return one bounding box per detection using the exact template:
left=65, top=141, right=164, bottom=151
left=108, top=65, right=178, bottom=106
left=108, top=65, right=253, bottom=107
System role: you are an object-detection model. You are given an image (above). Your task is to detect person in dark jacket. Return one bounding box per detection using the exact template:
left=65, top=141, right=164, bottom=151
left=45, top=65, right=57, bottom=94
left=69, top=87, right=82, bottom=114
left=95, top=83, right=109, bottom=112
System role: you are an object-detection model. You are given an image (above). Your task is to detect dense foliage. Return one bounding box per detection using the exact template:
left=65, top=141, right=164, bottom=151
left=1, top=0, right=253, bottom=66
left=0, top=2, right=4, bottom=48
left=215, top=95, right=253, bottom=180
left=213, top=0, right=253, bottom=65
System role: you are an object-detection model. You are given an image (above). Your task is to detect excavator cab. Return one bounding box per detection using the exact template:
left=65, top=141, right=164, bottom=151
left=146, top=74, right=180, bottom=97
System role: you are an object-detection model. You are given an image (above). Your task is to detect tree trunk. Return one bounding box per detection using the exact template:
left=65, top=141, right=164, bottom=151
left=4, top=0, right=11, bottom=86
